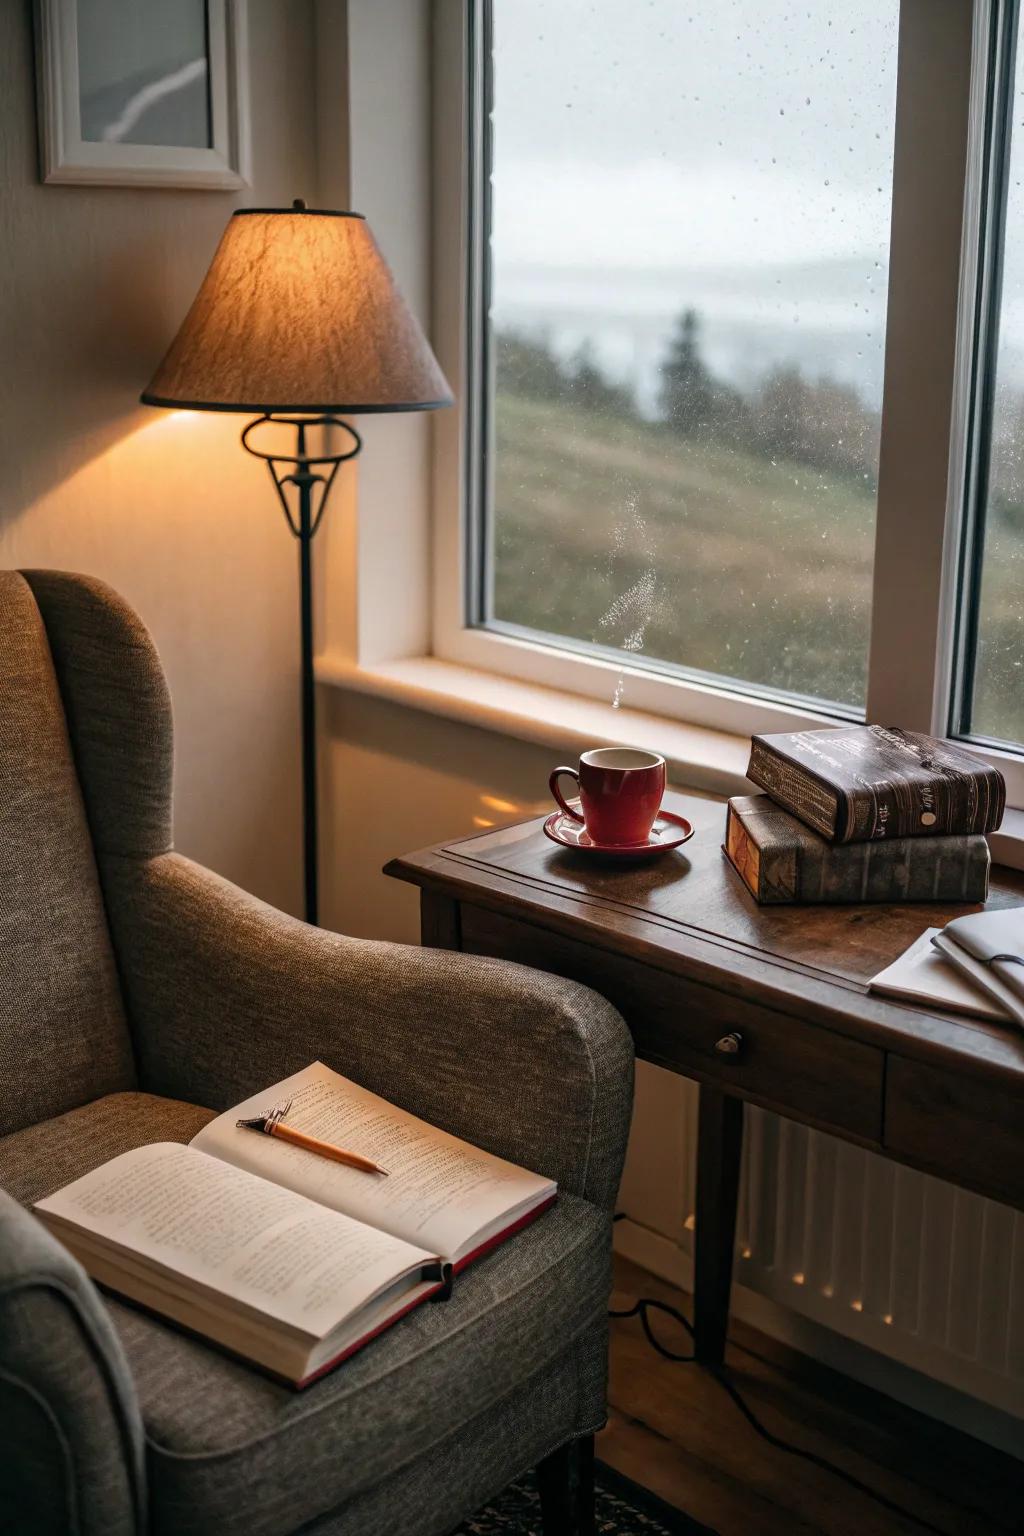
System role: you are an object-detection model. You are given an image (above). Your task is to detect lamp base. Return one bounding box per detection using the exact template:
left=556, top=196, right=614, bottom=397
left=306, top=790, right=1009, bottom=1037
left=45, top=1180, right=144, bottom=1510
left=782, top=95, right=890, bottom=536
left=241, top=414, right=362, bottom=925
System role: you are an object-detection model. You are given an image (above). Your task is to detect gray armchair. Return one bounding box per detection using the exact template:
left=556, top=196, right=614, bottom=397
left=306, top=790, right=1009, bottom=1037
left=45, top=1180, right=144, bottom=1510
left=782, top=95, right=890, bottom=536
left=0, top=570, right=634, bottom=1536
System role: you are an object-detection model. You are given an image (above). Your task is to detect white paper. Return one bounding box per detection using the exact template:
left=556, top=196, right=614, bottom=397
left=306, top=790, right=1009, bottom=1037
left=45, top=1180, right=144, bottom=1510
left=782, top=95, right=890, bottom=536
left=36, top=1142, right=434, bottom=1340
left=868, top=927, right=1012, bottom=1021
left=931, top=932, right=1024, bottom=1028
left=192, top=1061, right=555, bottom=1261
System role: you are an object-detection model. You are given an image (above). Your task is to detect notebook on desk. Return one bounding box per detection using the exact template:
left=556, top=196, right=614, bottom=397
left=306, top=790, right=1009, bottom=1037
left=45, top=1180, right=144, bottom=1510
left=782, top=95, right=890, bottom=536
left=868, top=927, right=1013, bottom=1022
left=931, top=908, right=1024, bottom=1029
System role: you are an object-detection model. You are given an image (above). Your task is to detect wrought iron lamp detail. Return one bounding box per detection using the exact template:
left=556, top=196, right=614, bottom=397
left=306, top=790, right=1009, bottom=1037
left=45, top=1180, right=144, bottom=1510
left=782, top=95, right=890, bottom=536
left=141, top=200, right=452, bottom=925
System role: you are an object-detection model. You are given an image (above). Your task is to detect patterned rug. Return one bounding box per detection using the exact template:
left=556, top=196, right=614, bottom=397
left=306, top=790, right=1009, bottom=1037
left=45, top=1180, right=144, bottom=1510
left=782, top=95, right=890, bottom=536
left=456, top=1461, right=717, bottom=1535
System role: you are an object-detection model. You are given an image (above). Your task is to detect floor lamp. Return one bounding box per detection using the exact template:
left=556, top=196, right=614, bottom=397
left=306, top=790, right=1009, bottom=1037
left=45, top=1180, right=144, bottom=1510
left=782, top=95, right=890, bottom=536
left=141, top=202, right=451, bottom=925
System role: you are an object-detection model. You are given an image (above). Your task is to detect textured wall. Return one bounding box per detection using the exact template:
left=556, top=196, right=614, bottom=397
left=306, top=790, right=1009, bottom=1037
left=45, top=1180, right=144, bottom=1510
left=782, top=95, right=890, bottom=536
left=0, top=0, right=317, bottom=912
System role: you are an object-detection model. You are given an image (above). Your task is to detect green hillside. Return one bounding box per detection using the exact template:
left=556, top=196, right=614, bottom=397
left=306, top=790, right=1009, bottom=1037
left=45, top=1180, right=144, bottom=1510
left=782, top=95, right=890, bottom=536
left=491, top=393, right=876, bottom=709
left=490, top=390, right=1024, bottom=744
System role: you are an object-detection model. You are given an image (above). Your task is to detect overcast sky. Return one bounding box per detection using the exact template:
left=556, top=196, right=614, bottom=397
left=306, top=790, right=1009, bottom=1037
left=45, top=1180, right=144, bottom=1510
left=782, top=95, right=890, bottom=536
left=491, top=0, right=898, bottom=272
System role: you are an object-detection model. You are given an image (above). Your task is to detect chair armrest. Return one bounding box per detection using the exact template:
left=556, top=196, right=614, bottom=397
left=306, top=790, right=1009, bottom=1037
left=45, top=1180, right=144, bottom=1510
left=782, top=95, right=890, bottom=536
left=107, top=853, right=634, bottom=1210
left=0, top=1191, right=145, bottom=1536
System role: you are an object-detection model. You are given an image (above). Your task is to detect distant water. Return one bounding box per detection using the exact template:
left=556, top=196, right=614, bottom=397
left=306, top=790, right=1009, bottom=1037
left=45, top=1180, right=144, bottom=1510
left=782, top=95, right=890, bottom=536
left=493, top=257, right=1024, bottom=418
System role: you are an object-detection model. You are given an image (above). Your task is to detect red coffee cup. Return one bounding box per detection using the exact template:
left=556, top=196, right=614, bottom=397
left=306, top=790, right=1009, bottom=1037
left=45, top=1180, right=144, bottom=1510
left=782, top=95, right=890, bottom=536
left=549, top=747, right=667, bottom=846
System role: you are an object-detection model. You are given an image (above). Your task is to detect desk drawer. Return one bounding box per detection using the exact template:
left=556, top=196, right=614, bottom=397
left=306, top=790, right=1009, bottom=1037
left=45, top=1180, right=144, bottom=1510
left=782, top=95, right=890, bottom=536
left=886, top=1059, right=1024, bottom=1210
left=460, top=905, right=883, bottom=1144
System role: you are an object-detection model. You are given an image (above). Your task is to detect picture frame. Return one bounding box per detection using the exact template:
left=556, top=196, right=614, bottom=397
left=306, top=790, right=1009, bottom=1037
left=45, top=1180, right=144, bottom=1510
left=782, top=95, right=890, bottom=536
left=34, top=0, right=251, bottom=190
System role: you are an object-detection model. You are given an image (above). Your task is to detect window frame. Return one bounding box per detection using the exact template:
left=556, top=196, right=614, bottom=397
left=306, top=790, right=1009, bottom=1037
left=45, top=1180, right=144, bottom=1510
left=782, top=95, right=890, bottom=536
left=949, top=0, right=1021, bottom=748
left=430, top=0, right=1024, bottom=805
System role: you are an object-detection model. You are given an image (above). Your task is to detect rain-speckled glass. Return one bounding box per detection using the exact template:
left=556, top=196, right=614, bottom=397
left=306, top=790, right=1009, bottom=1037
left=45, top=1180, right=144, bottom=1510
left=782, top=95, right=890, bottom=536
left=966, top=42, right=1024, bottom=745
left=485, top=0, right=898, bottom=709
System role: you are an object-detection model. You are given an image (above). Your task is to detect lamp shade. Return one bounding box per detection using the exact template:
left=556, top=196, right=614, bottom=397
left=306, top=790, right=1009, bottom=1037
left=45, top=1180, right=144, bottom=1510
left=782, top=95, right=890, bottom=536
left=140, top=206, right=452, bottom=414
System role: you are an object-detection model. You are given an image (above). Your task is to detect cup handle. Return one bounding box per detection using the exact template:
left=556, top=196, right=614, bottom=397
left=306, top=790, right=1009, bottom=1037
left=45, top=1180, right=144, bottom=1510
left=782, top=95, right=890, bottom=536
left=549, top=766, right=585, bottom=822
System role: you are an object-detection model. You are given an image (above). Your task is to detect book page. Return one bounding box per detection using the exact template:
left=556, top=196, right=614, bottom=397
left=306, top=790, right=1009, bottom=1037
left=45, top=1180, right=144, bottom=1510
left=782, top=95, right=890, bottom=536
left=36, top=1142, right=434, bottom=1340
left=191, top=1062, right=555, bottom=1261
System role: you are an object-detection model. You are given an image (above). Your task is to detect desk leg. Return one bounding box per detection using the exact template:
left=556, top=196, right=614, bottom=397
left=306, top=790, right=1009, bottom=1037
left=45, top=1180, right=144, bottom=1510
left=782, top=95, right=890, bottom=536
left=694, top=1086, right=744, bottom=1367
left=420, top=892, right=461, bottom=950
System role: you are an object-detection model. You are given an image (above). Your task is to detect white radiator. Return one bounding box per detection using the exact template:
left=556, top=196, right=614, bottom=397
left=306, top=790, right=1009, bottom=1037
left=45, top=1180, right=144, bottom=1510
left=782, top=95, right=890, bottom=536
left=624, top=1078, right=1024, bottom=1422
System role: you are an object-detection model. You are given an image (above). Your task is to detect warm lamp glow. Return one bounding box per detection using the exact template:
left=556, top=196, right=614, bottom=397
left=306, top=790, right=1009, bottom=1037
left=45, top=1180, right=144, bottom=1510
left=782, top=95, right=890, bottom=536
left=138, top=201, right=451, bottom=928
left=480, top=794, right=521, bottom=814
left=140, top=206, right=452, bottom=414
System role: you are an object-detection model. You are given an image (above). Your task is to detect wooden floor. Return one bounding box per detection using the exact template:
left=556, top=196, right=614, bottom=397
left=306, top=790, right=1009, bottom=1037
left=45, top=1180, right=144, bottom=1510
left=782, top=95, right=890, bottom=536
left=598, top=1258, right=1022, bottom=1535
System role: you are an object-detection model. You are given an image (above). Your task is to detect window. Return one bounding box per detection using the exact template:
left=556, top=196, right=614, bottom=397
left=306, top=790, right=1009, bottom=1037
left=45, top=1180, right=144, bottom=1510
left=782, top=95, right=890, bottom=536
left=431, top=0, right=1024, bottom=802
left=957, top=6, right=1024, bottom=751
left=482, top=0, right=897, bottom=715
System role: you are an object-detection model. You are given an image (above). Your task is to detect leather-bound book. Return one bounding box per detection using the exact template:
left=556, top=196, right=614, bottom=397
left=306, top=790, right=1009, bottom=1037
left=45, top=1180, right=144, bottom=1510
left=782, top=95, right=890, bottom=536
left=746, top=725, right=1005, bottom=843
left=724, top=795, right=991, bottom=905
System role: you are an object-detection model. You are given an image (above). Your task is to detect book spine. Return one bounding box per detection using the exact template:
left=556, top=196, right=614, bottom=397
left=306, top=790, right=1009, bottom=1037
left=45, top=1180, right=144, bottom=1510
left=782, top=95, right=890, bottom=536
left=749, top=736, right=1005, bottom=843
left=746, top=739, right=839, bottom=840
left=784, top=835, right=989, bottom=904
left=840, top=767, right=1005, bottom=843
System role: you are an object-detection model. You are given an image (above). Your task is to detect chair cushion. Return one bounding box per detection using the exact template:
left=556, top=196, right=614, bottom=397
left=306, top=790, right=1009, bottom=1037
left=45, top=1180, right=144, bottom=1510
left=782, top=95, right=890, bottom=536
left=0, top=1090, right=612, bottom=1536
left=252, top=1322, right=609, bottom=1536
left=0, top=1091, right=216, bottom=1206
left=0, top=572, right=135, bottom=1134
left=127, top=1194, right=609, bottom=1536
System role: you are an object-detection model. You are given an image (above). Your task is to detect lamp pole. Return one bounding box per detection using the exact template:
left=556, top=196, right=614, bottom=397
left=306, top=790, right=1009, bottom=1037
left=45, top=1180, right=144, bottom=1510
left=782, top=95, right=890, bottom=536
left=295, top=422, right=319, bottom=925
left=140, top=203, right=452, bottom=925
left=241, top=413, right=362, bottom=925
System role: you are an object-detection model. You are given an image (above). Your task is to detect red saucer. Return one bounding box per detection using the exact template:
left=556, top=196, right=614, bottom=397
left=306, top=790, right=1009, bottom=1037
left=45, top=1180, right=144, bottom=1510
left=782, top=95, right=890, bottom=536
left=542, top=808, right=694, bottom=859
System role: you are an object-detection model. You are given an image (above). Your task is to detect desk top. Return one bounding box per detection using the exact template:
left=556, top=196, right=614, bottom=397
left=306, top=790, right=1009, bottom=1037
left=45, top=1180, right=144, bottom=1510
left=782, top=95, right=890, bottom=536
left=387, top=791, right=1024, bottom=1088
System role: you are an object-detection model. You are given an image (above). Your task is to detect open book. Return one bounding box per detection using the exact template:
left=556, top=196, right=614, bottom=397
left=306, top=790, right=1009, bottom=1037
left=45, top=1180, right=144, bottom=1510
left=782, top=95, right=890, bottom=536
left=35, top=1062, right=556, bottom=1388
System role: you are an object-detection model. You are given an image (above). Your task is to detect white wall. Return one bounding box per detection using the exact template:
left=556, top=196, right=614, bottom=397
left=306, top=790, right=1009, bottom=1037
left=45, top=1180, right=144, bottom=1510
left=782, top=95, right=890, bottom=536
left=0, top=0, right=318, bottom=913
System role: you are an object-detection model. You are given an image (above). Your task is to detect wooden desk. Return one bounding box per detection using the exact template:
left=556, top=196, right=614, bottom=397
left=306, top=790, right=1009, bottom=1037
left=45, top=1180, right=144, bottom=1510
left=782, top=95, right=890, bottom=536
left=386, top=792, right=1024, bottom=1366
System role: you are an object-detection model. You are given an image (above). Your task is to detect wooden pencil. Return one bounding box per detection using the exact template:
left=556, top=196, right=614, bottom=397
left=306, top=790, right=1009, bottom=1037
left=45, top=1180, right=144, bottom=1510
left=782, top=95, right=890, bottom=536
left=269, top=1122, right=388, bottom=1175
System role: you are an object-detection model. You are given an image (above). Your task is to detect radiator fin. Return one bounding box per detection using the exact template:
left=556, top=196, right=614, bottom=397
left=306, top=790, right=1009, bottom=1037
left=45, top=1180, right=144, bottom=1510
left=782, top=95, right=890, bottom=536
left=677, top=1086, right=1024, bottom=1417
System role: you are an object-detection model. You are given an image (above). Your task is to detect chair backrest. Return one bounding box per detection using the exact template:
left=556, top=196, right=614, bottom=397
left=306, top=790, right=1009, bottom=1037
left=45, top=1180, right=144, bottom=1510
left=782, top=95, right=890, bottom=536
left=0, top=572, right=136, bottom=1134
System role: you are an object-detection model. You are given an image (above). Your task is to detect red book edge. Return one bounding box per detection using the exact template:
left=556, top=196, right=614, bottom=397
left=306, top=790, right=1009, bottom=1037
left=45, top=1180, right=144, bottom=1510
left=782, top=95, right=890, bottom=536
left=295, top=1191, right=559, bottom=1389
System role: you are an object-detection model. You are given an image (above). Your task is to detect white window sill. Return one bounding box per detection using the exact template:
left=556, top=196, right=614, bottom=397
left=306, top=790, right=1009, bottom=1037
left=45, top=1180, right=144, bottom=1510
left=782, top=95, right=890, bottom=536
left=315, top=652, right=1024, bottom=872
left=315, top=652, right=753, bottom=800
left=988, top=809, right=1024, bottom=873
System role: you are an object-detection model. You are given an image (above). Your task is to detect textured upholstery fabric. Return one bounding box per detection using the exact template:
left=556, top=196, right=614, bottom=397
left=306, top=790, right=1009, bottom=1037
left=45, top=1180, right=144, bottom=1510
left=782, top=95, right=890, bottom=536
left=287, top=1325, right=607, bottom=1536
left=18, top=569, right=633, bottom=1214
left=0, top=569, right=635, bottom=1536
left=0, top=1091, right=216, bottom=1207
left=0, top=1190, right=145, bottom=1536
left=0, top=571, right=134, bottom=1134
left=104, top=852, right=634, bottom=1213
left=119, top=1197, right=610, bottom=1536
left=0, top=1086, right=611, bottom=1536
left=23, top=570, right=173, bottom=859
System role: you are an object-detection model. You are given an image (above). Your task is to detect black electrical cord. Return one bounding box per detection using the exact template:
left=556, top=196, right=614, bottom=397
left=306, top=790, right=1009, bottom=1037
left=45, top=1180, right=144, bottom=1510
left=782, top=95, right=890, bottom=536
left=608, top=1293, right=955, bottom=1536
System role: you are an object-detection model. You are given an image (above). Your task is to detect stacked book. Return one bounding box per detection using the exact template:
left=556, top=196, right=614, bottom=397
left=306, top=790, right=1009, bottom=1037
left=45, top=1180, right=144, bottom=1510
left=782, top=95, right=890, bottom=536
left=724, top=725, right=1006, bottom=906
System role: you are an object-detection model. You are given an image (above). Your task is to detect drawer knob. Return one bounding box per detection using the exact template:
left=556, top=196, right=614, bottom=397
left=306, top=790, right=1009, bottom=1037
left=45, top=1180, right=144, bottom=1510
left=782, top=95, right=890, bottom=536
left=714, top=1032, right=744, bottom=1058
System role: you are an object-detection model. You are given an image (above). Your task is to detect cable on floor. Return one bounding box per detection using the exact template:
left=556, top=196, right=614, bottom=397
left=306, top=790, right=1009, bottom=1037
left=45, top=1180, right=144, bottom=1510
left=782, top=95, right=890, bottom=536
left=608, top=1294, right=953, bottom=1536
